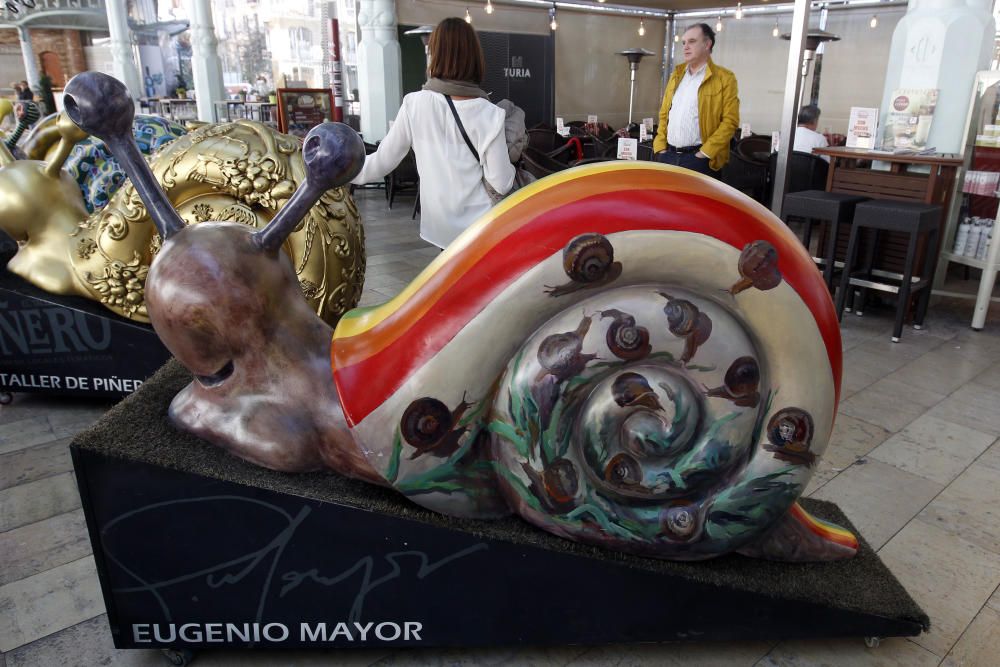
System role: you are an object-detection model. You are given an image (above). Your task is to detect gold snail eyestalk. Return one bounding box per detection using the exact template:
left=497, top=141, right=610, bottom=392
left=61, top=70, right=379, bottom=483
left=43, top=114, right=90, bottom=179
left=63, top=73, right=186, bottom=242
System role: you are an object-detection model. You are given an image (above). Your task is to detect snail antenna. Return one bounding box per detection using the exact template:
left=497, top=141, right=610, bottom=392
left=63, top=72, right=186, bottom=240
left=253, top=122, right=364, bottom=253
left=44, top=112, right=89, bottom=178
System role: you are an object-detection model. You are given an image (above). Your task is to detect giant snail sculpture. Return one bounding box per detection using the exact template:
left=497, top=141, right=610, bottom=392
left=63, top=71, right=858, bottom=563
left=0, top=98, right=364, bottom=325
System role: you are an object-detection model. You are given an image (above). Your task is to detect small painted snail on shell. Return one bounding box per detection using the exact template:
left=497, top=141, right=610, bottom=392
left=65, top=72, right=856, bottom=563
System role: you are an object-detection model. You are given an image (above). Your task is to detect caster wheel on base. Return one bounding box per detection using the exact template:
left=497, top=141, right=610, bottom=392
left=0, top=392, right=12, bottom=405
left=161, top=648, right=196, bottom=666
left=864, top=636, right=881, bottom=649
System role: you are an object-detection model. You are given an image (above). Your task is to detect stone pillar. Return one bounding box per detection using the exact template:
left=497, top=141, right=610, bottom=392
left=188, top=0, right=226, bottom=122
left=357, top=0, right=402, bottom=142
left=105, top=0, right=144, bottom=101
left=16, top=27, right=41, bottom=93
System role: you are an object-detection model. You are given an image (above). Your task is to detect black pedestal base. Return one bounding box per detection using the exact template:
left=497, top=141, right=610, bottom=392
left=71, top=361, right=929, bottom=651
left=0, top=269, right=169, bottom=397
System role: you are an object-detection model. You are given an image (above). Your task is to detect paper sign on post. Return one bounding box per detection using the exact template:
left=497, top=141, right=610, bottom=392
left=639, top=125, right=649, bottom=141
left=587, top=114, right=598, bottom=124
left=740, top=123, right=751, bottom=139
left=617, top=137, right=638, bottom=161
left=556, top=116, right=569, bottom=136
left=642, top=117, right=654, bottom=132
left=771, top=131, right=780, bottom=153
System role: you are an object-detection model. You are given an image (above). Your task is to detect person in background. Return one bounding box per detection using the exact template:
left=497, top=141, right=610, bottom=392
left=18, top=81, right=33, bottom=101
left=10, top=82, right=21, bottom=99
left=350, top=17, right=514, bottom=249
left=653, top=23, right=739, bottom=178
left=793, top=104, right=830, bottom=162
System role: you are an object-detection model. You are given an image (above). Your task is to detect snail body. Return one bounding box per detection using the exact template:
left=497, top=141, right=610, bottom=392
left=66, top=72, right=855, bottom=563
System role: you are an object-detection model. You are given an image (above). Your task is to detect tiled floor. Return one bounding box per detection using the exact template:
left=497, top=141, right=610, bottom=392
left=3, top=187, right=1000, bottom=666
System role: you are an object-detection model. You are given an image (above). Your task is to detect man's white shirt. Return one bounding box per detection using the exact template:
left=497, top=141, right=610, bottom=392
left=793, top=125, right=830, bottom=162
left=667, top=64, right=707, bottom=149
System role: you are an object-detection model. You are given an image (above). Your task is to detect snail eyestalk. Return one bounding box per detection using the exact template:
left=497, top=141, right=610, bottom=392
left=253, top=122, right=365, bottom=253
left=44, top=113, right=89, bottom=179
left=63, top=71, right=186, bottom=241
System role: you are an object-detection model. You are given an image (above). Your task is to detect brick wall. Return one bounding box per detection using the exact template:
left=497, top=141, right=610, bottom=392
left=0, top=29, right=87, bottom=88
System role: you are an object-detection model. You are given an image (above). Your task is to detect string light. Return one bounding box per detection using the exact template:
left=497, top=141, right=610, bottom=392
left=485, top=0, right=493, bottom=14
left=716, top=15, right=723, bottom=32
left=772, top=19, right=780, bottom=37
left=674, top=33, right=680, bottom=42
left=465, top=7, right=472, bottom=23
left=549, top=3, right=558, bottom=31
left=870, top=14, right=878, bottom=28
left=735, top=2, right=743, bottom=19
left=638, top=19, right=645, bottom=36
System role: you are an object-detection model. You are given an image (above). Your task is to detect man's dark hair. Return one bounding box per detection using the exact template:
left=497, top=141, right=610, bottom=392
left=798, top=105, right=821, bottom=126
left=685, top=23, right=716, bottom=52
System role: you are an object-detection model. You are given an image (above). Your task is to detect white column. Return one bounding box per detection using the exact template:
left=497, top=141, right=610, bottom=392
left=188, top=0, right=226, bottom=122
left=357, top=0, right=402, bottom=141
left=105, top=0, right=144, bottom=101
left=770, top=0, right=810, bottom=215
left=16, top=26, right=41, bottom=93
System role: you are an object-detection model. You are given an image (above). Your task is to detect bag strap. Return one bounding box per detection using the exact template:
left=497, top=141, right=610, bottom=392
left=444, top=94, right=480, bottom=163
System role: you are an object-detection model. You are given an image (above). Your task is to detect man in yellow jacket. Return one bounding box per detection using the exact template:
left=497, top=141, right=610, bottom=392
left=653, top=23, right=740, bottom=177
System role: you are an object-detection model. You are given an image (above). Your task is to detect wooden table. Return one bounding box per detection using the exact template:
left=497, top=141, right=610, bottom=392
left=811, top=147, right=963, bottom=277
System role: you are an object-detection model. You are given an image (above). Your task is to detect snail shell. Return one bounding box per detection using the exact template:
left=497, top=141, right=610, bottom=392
left=545, top=233, right=623, bottom=297
left=730, top=240, right=783, bottom=295
left=400, top=397, right=453, bottom=449
left=602, top=309, right=651, bottom=361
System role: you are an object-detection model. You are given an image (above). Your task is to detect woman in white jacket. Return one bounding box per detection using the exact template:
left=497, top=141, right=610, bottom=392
left=350, top=18, right=515, bottom=249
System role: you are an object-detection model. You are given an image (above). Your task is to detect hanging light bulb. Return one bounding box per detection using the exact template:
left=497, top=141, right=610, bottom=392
left=735, top=2, right=743, bottom=20
left=485, top=0, right=493, bottom=15
left=549, top=4, right=558, bottom=31
left=870, top=14, right=878, bottom=28
left=674, top=33, right=680, bottom=43
left=638, top=19, right=645, bottom=36
left=716, top=15, right=723, bottom=32
left=465, top=7, right=472, bottom=23
left=772, top=19, right=780, bottom=37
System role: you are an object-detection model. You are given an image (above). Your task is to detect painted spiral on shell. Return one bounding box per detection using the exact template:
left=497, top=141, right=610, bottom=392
left=491, top=282, right=799, bottom=559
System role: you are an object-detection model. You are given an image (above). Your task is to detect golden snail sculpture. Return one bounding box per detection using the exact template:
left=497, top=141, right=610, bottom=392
left=0, top=110, right=365, bottom=325
left=65, top=71, right=857, bottom=564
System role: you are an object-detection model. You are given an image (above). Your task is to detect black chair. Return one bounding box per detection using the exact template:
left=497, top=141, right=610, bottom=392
left=387, top=150, right=419, bottom=210
left=527, top=128, right=563, bottom=153
left=764, top=151, right=830, bottom=205
left=780, top=191, right=868, bottom=289
left=522, top=146, right=570, bottom=179
left=835, top=200, right=942, bottom=342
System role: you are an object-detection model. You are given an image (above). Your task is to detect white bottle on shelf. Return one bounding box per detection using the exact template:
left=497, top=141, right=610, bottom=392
left=966, top=219, right=984, bottom=257
left=954, top=216, right=972, bottom=254
left=977, top=219, right=994, bottom=259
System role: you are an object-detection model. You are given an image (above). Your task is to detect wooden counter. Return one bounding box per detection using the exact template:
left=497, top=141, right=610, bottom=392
left=811, top=147, right=963, bottom=276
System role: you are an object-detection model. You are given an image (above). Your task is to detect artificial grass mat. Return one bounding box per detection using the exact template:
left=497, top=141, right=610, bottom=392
left=72, top=359, right=929, bottom=633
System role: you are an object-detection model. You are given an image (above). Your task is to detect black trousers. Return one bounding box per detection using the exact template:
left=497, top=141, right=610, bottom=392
left=655, top=150, right=719, bottom=178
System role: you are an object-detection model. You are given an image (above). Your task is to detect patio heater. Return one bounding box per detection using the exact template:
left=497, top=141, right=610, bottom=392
left=617, top=48, right=655, bottom=125
left=404, top=25, right=435, bottom=60
left=780, top=29, right=840, bottom=110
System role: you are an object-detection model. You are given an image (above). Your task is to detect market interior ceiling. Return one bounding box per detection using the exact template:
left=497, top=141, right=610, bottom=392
left=499, top=0, right=895, bottom=18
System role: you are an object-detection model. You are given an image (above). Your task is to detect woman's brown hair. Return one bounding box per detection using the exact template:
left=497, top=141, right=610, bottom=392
left=428, top=17, right=486, bottom=83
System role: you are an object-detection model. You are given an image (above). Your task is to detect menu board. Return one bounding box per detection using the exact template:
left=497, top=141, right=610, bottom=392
left=846, top=107, right=879, bottom=149
left=276, top=88, right=335, bottom=138
left=883, top=88, right=938, bottom=151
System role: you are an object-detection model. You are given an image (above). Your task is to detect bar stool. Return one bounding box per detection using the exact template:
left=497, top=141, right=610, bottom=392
left=781, top=190, right=868, bottom=289
left=835, top=200, right=941, bottom=342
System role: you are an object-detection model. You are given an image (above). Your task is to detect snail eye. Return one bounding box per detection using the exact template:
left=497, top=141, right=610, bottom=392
left=195, top=360, right=234, bottom=388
